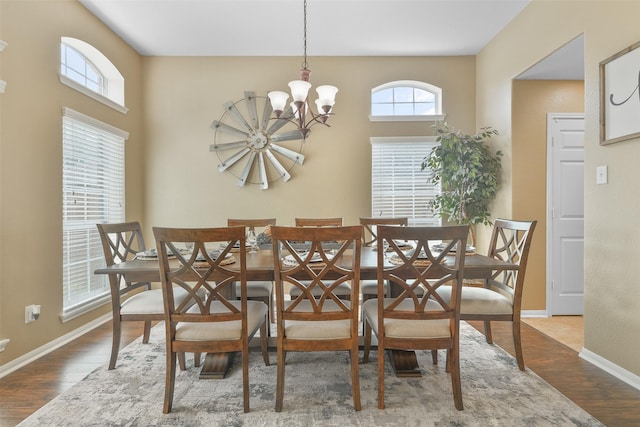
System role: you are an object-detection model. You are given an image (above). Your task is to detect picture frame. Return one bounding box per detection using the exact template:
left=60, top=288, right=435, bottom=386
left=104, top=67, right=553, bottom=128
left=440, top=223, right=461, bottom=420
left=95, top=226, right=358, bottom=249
left=600, top=41, right=640, bottom=145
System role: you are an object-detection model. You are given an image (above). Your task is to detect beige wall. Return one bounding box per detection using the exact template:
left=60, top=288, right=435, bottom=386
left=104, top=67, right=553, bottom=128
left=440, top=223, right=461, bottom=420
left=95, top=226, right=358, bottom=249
left=0, top=1, right=144, bottom=364
left=478, top=0, right=640, bottom=376
left=141, top=55, right=475, bottom=238
left=0, top=1, right=476, bottom=366
left=512, top=80, right=584, bottom=310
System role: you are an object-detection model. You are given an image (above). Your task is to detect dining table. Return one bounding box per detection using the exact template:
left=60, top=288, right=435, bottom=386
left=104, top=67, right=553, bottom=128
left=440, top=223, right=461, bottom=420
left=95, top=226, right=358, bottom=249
left=95, top=246, right=517, bottom=379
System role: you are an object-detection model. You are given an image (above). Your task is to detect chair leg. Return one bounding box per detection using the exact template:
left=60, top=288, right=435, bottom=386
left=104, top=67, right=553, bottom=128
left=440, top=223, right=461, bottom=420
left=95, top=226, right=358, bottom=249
left=194, top=352, right=201, bottom=367
left=264, top=296, right=272, bottom=336
left=483, top=320, right=493, bottom=344
left=260, top=320, right=270, bottom=366
left=513, top=319, right=525, bottom=371
left=361, top=294, right=370, bottom=335
left=270, top=289, right=276, bottom=324
left=178, top=352, right=186, bottom=370
left=163, top=350, right=177, bottom=413
left=108, top=316, right=122, bottom=370
left=275, top=346, right=285, bottom=412
left=431, top=349, right=438, bottom=365
left=142, top=320, right=152, bottom=344
left=350, top=348, right=362, bottom=411
left=242, top=341, right=250, bottom=413
left=377, top=343, right=385, bottom=409
left=363, top=320, right=371, bottom=363
left=450, top=345, right=464, bottom=411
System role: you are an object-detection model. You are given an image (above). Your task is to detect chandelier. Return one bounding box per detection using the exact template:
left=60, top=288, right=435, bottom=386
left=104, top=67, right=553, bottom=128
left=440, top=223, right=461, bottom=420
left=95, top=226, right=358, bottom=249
left=267, top=0, right=338, bottom=139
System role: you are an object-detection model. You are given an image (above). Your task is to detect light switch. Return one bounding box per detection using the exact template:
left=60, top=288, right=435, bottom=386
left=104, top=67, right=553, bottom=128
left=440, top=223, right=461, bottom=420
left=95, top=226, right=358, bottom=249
left=596, top=165, right=608, bottom=185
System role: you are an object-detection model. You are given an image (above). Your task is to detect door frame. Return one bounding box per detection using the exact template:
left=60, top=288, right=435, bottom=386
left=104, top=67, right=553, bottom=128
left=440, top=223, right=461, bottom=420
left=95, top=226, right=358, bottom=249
left=545, top=112, right=585, bottom=315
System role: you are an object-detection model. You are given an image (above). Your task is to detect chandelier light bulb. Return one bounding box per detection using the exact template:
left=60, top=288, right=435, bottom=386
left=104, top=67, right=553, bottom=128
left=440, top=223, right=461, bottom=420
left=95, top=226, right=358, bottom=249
left=315, top=85, right=338, bottom=113
left=288, top=80, right=312, bottom=103
left=267, top=91, right=289, bottom=116
left=290, top=101, right=302, bottom=119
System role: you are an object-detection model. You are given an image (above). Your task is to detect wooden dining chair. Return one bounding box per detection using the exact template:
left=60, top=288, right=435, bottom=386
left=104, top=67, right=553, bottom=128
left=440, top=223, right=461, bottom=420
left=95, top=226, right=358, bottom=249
left=271, top=225, right=362, bottom=412
left=359, top=217, right=409, bottom=247
left=359, top=217, right=408, bottom=299
left=291, top=217, right=350, bottom=300
left=363, top=225, right=469, bottom=410
left=153, top=226, right=270, bottom=413
left=97, top=222, right=191, bottom=370
left=294, top=217, right=343, bottom=227
left=227, top=218, right=276, bottom=327
left=436, top=219, right=536, bottom=371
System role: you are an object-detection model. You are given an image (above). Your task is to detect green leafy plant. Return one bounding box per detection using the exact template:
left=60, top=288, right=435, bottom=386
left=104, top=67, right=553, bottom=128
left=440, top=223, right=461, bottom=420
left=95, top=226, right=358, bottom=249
left=421, top=122, right=502, bottom=246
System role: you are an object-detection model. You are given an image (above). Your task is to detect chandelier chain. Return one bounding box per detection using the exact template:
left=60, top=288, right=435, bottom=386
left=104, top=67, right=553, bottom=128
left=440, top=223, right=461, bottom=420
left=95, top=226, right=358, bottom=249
left=302, top=0, right=308, bottom=70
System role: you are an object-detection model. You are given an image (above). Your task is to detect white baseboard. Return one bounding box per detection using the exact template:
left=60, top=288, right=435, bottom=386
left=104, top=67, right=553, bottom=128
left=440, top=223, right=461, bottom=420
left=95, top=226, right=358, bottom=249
left=0, top=314, right=111, bottom=379
left=521, top=310, right=548, bottom=318
left=520, top=310, right=639, bottom=391
left=579, top=348, right=640, bottom=391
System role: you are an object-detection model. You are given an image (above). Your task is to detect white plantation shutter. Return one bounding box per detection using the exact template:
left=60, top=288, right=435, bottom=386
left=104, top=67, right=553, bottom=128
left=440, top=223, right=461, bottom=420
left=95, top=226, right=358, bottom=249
left=371, top=137, right=441, bottom=226
left=62, top=108, right=127, bottom=320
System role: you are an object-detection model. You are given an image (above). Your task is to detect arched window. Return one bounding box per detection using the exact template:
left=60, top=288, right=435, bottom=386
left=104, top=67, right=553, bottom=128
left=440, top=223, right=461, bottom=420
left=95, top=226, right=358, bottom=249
left=370, top=80, right=444, bottom=122
left=61, top=43, right=104, bottom=94
left=60, top=37, right=127, bottom=113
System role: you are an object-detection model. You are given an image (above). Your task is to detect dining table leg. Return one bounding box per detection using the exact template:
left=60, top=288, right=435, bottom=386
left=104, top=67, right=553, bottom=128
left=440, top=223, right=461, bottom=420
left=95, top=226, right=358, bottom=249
left=390, top=350, right=422, bottom=377
left=199, top=352, right=237, bottom=379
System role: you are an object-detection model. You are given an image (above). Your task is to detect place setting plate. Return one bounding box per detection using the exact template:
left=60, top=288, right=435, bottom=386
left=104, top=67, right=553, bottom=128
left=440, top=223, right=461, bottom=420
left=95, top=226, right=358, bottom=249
left=193, top=251, right=236, bottom=266
left=135, top=248, right=177, bottom=261
left=431, top=243, right=476, bottom=255
left=282, top=251, right=335, bottom=267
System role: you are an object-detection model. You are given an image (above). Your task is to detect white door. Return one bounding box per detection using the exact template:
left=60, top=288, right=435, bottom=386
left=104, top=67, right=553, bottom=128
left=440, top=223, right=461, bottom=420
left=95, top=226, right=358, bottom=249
left=547, top=113, right=585, bottom=315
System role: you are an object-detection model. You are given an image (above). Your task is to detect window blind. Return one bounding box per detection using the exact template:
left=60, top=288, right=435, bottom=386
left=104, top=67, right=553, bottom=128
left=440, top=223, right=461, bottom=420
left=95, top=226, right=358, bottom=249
left=371, top=137, right=441, bottom=226
left=62, top=108, right=127, bottom=319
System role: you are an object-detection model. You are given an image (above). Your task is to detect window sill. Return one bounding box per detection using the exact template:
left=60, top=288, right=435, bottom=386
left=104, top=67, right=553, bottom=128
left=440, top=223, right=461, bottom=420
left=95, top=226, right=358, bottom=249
left=369, top=114, right=446, bottom=122
left=59, top=74, right=128, bottom=114
left=60, top=295, right=110, bottom=323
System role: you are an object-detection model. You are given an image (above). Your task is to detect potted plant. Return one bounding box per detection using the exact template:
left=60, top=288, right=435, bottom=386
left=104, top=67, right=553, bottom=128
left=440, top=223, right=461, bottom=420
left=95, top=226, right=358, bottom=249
left=421, top=122, right=502, bottom=246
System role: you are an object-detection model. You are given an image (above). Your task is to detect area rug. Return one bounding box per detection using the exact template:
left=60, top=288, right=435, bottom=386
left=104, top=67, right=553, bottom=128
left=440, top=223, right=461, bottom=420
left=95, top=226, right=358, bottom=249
left=18, top=322, right=602, bottom=426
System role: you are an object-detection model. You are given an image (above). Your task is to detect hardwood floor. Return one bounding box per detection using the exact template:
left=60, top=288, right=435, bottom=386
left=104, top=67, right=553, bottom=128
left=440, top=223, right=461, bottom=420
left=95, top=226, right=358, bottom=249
left=523, top=315, right=584, bottom=353
left=1, top=320, right=639, bottom=426
left=0, top=321, right=147, bottom=426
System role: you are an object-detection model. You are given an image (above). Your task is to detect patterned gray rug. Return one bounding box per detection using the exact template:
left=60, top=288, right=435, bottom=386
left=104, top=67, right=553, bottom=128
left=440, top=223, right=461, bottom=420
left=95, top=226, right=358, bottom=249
left=19, top=322, right=602, bottom=426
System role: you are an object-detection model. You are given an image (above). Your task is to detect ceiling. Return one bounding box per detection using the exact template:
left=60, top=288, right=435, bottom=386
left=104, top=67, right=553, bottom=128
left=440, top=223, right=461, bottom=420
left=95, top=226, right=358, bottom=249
left=516, top=34, right=584, bottom=80
left=79, top=0, right=583, bottom=79
left=79, top=0, right=532, bottom=57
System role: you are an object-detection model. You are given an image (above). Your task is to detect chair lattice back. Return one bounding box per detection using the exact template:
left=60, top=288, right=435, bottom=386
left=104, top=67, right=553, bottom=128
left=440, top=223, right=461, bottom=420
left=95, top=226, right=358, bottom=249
left=97, top=222, right=148, bottom=294
left=272, top=225, right=361, bottom=321
left=154, top=227, right=246, bottom=321
left=359, top=217, right=408, bottom=247
left=487, top=219, right=537, bottom=300
left=98, top=221, right=145, bottom=264
left=377, top=225, right=469, bottom=321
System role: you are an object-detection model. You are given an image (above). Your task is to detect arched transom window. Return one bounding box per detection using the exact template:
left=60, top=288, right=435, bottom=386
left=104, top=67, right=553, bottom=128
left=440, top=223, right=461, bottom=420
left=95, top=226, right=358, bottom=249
left=61, top=43, right=105, bottom=95
left=370, top=80, right=444, bottom=122
left=59, top=37, right=127, bottom=113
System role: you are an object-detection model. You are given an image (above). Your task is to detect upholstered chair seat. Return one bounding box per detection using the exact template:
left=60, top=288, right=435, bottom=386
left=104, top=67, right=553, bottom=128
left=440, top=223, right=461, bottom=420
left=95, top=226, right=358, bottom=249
left=362, top=299, right=450, bottom=338
left=120, top=288, right=188, bottom=315
left=178, top=301, right=269, bottom=341
left=281, top=299, right=352, bottom=339
left=436, top=286, right=513, bottom=316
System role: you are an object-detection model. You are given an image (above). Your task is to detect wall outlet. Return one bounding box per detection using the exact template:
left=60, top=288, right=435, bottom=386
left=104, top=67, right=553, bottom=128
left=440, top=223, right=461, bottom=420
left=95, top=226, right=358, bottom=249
left=0, top=338, right=9, bottom=352
left=25, top=304, right=41, bottom=323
